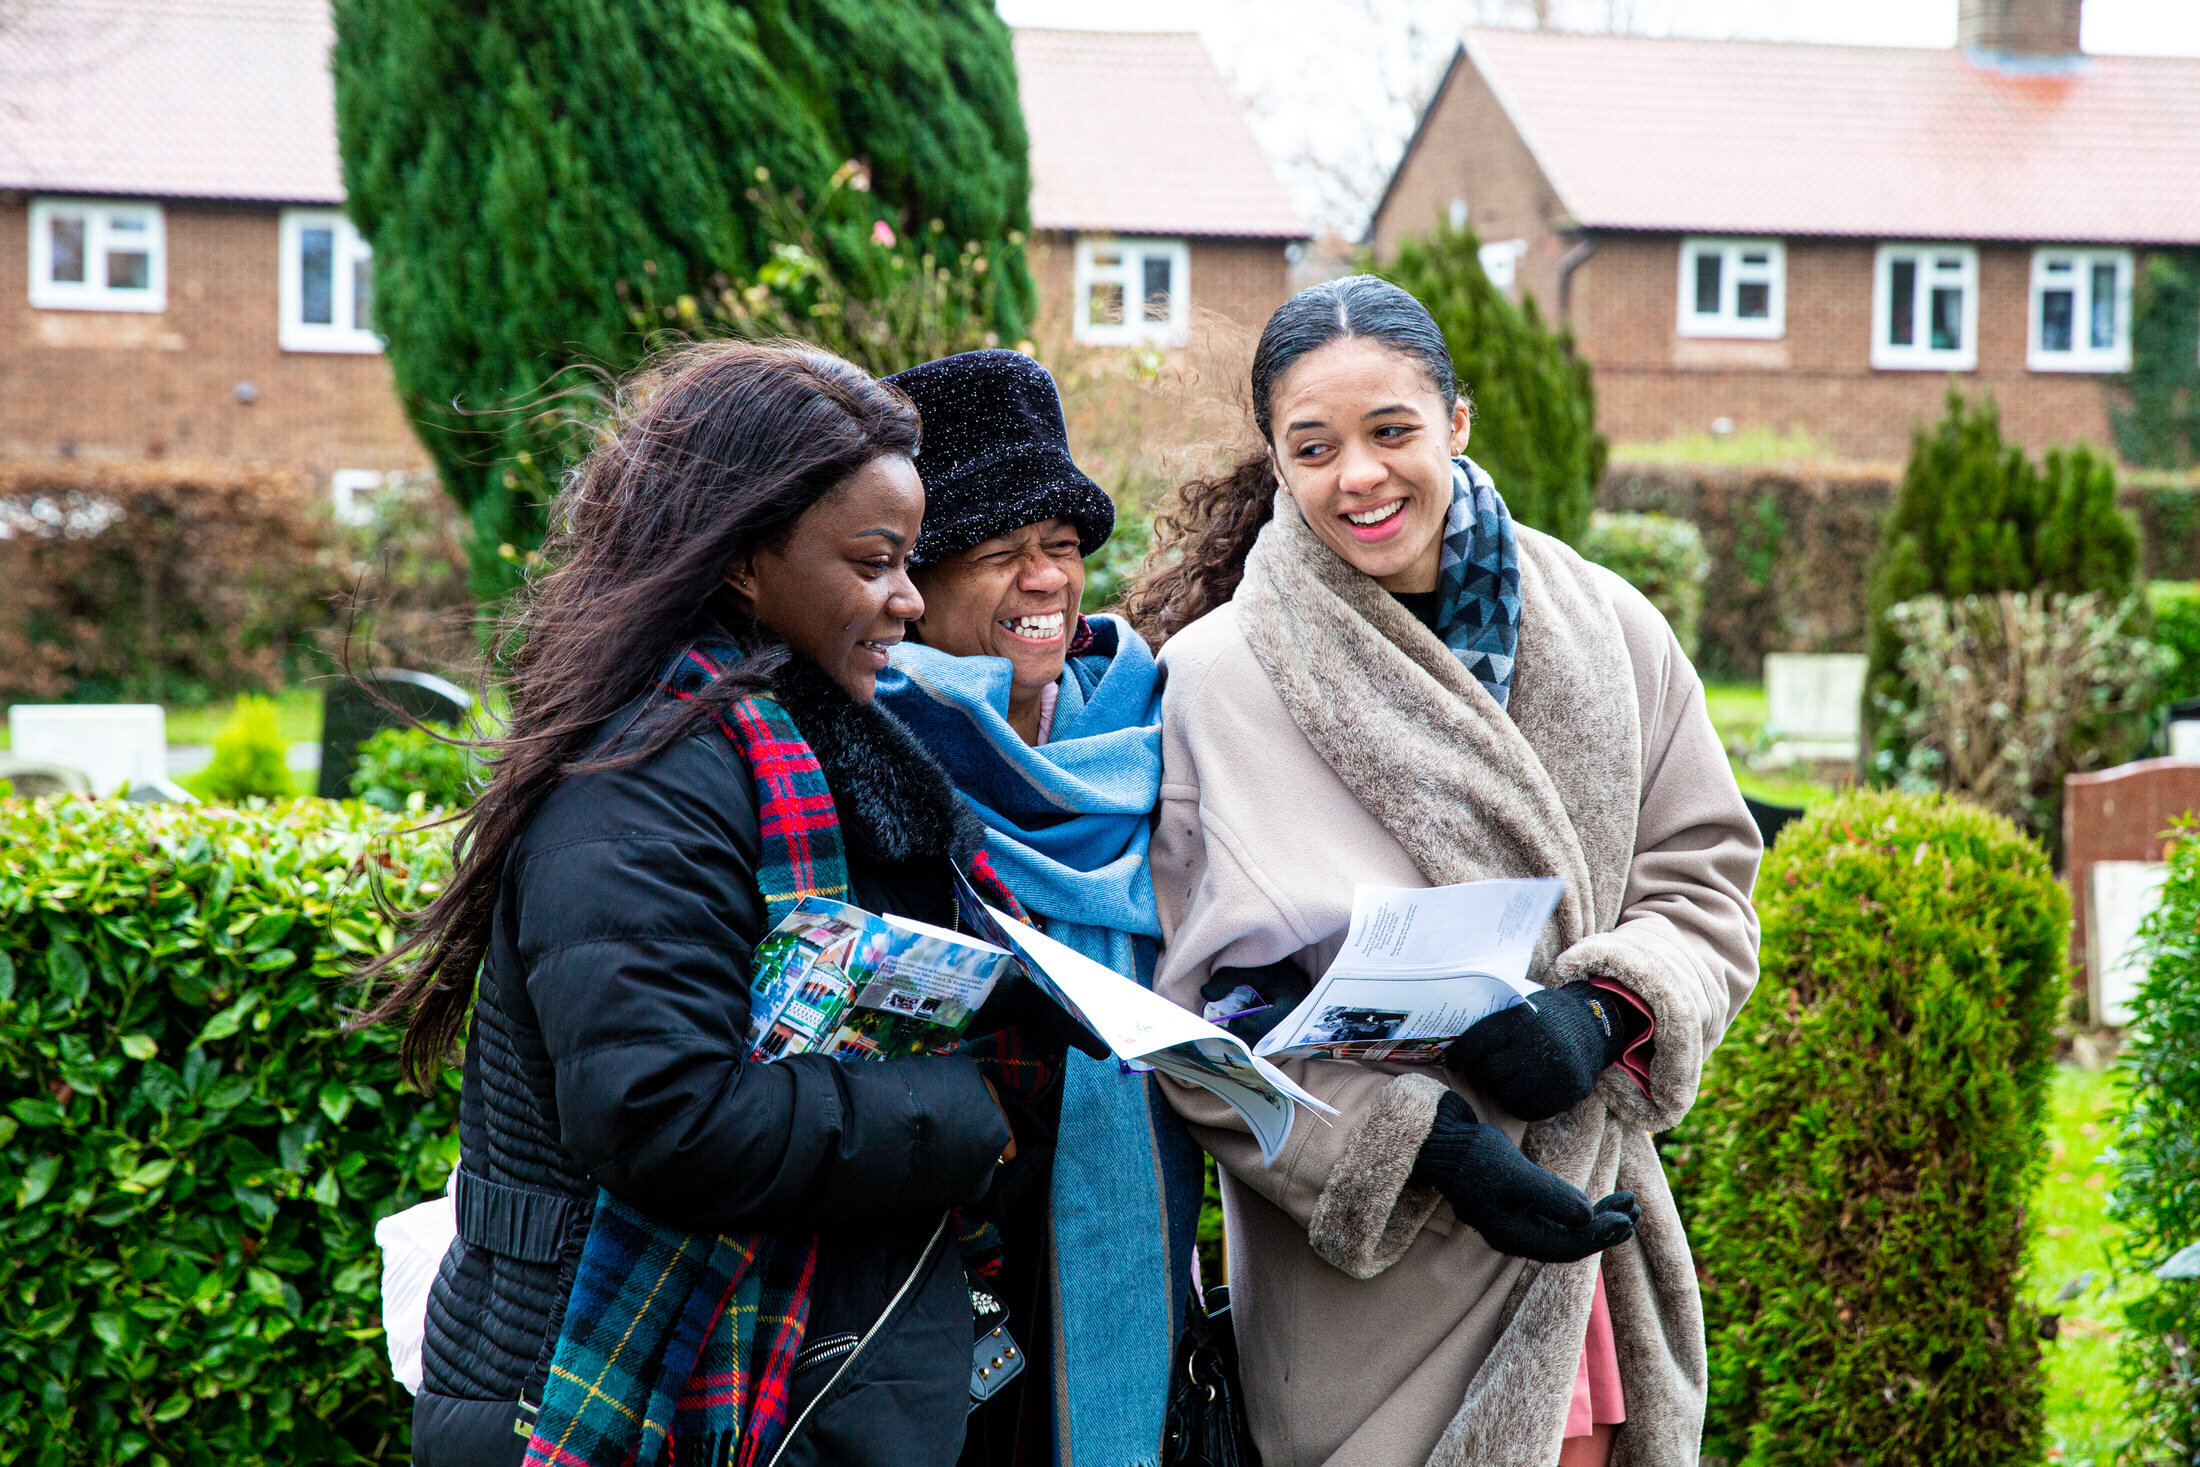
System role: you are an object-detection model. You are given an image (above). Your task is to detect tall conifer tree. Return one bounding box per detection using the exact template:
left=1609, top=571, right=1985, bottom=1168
left=332, top=0, right=1034, bottom=598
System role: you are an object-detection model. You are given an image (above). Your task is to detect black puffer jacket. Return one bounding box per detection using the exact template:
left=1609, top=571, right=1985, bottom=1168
left=412, top=657, right=1016, bottom=1467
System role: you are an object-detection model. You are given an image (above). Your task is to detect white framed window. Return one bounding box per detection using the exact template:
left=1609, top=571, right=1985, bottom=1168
left=28, top=198, right=165, bottom=312
left=1873, top=244, right=1978, bottom=370
left=1072, top=237, right=1189, bottom=347
left=331, top=469, right=392, bottom=527
left=1479, top=238, right=1528, bottom=295
left=2028, top=248, right=2132, bottom=372
left=1677, top=238, right=1785, bottom=339
left=280, top=210, right=381, bottom=353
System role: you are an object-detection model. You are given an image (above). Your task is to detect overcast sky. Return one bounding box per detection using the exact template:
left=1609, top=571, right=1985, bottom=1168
left=995, top=0, right=2200, bottom=233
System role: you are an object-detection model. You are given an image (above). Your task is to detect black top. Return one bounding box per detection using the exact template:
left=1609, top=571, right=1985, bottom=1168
left=1391, top=588, right=1443, bottom=633
left=412, top=655, right=1027, bottom=1467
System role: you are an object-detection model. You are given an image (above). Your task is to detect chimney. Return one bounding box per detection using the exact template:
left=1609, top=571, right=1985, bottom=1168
left=1958, top=0, right=2083, bottom=57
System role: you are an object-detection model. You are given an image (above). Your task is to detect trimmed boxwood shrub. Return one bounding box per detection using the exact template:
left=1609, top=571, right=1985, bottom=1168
left=1579, top=511, right=1710, bottom=660
left=2112, top=820, right=2200, bottom=1461
left=1673, top=789, right=2062, bottom=1465
left=0, top=796, right=453, bottom=1464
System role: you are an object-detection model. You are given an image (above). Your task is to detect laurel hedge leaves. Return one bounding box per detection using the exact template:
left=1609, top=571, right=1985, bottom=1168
left=0, top=797, right=453, bottom=1465
left=2111, top=819, right=2200, bottom=1460
left=1674, top=789, right=2063, bottom=1466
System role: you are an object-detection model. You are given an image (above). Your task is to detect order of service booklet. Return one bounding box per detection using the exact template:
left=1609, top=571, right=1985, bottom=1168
left=742, top=878, right=1335, bottom=1165
left=746, top=899, right=1016, bottom=1062
left=1251, top=878, right=1567, bottom=1064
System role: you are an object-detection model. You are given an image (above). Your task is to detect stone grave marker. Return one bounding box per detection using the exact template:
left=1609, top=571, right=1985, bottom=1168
left=7, top=704, right=166, bottom=796
left=2064, top=757, right=2200, bottom=1024
left=1762, top=653, right=1868, bottom=764
left=316, top=670, right=474, bottom=799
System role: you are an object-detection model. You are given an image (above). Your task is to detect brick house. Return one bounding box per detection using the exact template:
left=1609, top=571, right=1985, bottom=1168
left=1013, top=29, right=1307, bottom=351
left=0, top=7, right=1307, bottom=516
left=1370, top=0, right=2200, bottom=462
left=0, top=0, right=430, bottom=514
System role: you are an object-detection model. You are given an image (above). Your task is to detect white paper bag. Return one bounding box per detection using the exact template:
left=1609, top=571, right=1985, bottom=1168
left=374, top=1183, right=457, bottom=1395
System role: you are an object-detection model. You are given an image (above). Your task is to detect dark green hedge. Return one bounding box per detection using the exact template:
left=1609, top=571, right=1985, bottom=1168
left=1674, top=789, right=2062, bottom=1465
left=2113, top=820, right=2200, bottom=1461
left=0, top=797, right=453, bottom=1465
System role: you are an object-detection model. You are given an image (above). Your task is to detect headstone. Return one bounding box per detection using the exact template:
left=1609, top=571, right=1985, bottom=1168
left=2170, top=696, right=2200, bottom=760
left=0, top=756, right=94, bottom=798
left=2064, top=756, right=2200, bottom=1023
left=1743, top=795, right=1805, bottom=850
left=1762, top=653, right=1868, bottom=763
left=316, top=669, right=474, bottom=799
left=2088, top=860, right=2168, bottom=1027
left=7, top=704, right=166, bottom=796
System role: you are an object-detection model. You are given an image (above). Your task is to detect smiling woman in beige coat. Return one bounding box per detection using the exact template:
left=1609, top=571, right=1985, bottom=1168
left=1125, top=278, right=1761, bottom=1467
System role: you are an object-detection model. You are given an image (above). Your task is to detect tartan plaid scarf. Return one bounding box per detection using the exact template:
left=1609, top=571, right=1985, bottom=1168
left=523, top=646, right=1034, bottom=1467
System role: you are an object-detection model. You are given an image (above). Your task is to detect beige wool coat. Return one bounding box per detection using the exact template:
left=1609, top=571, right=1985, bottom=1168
left=1149, top=500, right=1761, bottom=1467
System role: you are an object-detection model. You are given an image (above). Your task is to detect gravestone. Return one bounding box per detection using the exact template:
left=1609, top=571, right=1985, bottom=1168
left=316, top=670, right=474, bottom=799
left=1743, top=795, right=1804, bottom=851
left=0, top=756, right=94, bottom=798
left=2064, top=757, right=2200, bottom=1023
left=7, top=704, right=166, bottom=796
left=2088, top=861, right=2167, bottom=1027
left=2169, top=696, right=2200, bottom=760
left=1762, top=653, right=1868, bottom=764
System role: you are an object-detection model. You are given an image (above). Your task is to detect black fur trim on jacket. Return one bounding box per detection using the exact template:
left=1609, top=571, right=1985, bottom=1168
left=768, top=655, right=989, bottom=871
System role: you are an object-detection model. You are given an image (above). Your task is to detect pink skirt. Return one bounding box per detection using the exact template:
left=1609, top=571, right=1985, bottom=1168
left=1556, top=1266, right=1625, bottom=1465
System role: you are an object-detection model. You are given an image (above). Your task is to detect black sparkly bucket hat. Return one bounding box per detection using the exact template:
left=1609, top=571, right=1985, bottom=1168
left=885, top=350, right=1115, bottom=568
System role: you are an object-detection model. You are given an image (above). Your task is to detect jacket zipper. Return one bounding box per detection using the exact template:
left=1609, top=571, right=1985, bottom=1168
left=789, top=1333, right=860, bottom=1374
left=764, top=1210, right=953, bottom=1467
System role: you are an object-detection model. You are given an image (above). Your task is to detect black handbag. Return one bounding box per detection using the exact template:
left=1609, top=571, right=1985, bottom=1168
left=1162, top=1283, right=1262, bottom=1467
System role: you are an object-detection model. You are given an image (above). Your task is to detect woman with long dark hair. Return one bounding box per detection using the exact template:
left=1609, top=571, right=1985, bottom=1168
left=1129, top=279, right=1762, bottom=1467
left=362, top=341, right=1078, bottom=1467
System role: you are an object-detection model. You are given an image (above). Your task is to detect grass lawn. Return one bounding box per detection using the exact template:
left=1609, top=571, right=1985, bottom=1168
left=0, top=685, right=326, bottom=750
left=2032, top=1063, right=2139, bottom=1464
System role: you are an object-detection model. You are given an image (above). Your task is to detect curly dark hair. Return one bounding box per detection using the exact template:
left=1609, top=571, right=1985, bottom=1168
left=1121, top=275, right=1458, bottom=646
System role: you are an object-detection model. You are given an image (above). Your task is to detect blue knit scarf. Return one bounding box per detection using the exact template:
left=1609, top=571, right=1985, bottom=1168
left=1437, top=455, right=1523, bottom=709
left=877, top=616, right=1203, bottom=1467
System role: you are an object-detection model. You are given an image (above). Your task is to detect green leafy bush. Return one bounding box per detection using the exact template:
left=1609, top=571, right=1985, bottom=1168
left=1375, top=222, right=1606, bottom=545
left=1880, top=591, right=2166, bottom=844
left=0, top=796, right=453, bottom=1463
left=185, top=696, right=296, bottom=804
left=349, top=723, right=485, bottom=814
left=2150, top=580, right=2200, bottom=707
left=2113, top=820, right=2200, bottom=1461
left=1579, top=511, right=1709, bottom=659
left=1866, top=390, right=2140, bottom=777
left=1675, top=789, right=2062, bottom=1465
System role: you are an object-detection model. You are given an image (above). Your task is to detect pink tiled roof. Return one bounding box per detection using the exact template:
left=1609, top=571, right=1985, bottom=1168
left=1014, top=29, right=1306, bottom=240
left=0, top=0, right=342, bottom=203
left=1460, top=26, right=2200, bottom=245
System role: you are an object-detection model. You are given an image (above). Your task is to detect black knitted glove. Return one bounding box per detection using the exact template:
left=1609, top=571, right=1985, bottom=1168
left=1408, top=1091, right=1640, bottom=1263
left=1197, top=960, right=1312, bottom=1043
left=1442, top=981, right=1647, bottom=1122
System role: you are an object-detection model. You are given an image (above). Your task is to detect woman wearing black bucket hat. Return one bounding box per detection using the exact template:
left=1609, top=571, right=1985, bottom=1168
left=874, top=351, right=1205, bottom=1467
